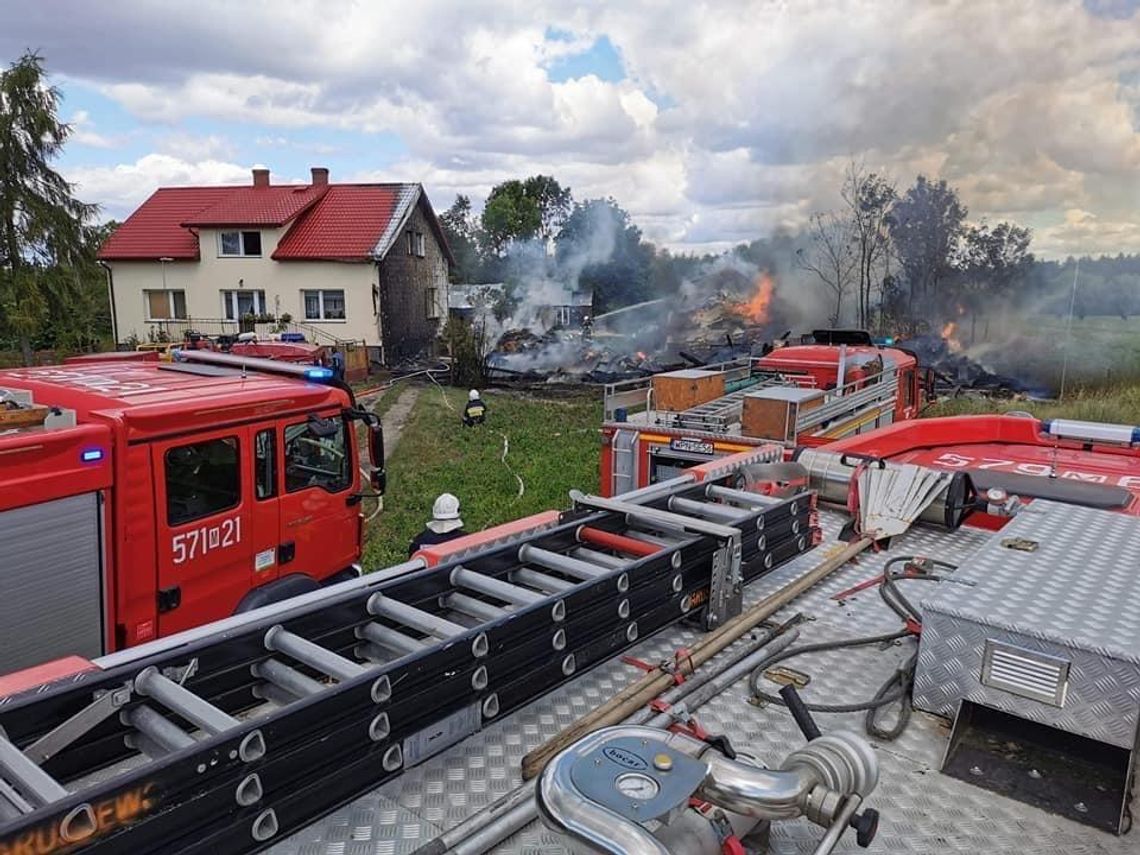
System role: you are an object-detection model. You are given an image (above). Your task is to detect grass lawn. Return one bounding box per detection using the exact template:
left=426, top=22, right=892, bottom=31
left=961, top=314, right=1140, bottom=391
left=362, top=386, right=602, bottom=569
left=926, top=383, right=1140, bottom=424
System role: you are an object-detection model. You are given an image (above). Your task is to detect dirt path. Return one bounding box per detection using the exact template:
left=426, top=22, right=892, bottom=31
left=375, top=386, right=421, bottom=460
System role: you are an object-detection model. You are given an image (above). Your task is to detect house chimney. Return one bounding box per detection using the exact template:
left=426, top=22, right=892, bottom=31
left=310, top=167, right=329, bottom=186
left=252, top=167, right=270, bottom=187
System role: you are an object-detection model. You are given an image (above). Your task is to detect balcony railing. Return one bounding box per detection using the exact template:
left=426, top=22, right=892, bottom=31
left=144, top=317, right=353, bottom=346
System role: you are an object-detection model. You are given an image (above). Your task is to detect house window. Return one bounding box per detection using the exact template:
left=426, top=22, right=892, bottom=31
left=145, top=290, right=187, bottom=320
left=414, top=232, right=426, bottom=257
left=425, top=288, right=439, bottom=319
left=302, top=289, right=346, bottom=321
left=221, top=289, right=268, bottom=320
left=219, top=231, right=263, bottom=257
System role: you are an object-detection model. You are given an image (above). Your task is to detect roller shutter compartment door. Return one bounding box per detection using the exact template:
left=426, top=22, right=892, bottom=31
left=0, top=493, right=104, bottom=672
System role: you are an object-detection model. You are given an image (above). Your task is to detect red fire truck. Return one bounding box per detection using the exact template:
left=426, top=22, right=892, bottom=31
left=599, top=331, right=924, bottom=495
left=0, top=351, right=384, bottom=673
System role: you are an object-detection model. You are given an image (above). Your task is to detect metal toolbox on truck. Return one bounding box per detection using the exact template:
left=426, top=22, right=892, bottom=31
left=913, top=500, right=1140, bottom=833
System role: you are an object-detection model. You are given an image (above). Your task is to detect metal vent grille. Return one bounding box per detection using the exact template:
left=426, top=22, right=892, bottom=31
left=981, top=640, right=1070, bottom=707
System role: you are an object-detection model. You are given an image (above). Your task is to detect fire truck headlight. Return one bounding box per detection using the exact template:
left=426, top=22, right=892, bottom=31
left=81, top=448, right=105, bottom=463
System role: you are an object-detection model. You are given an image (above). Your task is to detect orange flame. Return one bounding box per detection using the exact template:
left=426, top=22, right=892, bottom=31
left=941, top=321, right=962, bottom=352
left=730, top=272, right=775, bottom=324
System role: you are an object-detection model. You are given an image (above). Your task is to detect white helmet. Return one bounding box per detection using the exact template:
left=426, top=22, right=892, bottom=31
left=432, top=493, right=461, bottom=520
left=469, top=389, right=481, bottom=401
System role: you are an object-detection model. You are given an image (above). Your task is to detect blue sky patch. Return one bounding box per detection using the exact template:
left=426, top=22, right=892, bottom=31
left=546, top=35, right=625, bottom=83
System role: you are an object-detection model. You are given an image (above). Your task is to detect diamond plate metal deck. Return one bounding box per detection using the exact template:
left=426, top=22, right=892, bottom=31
left=914, top=501, right=1140, bottom=749
left=271, top=512, right=1137, bottom=854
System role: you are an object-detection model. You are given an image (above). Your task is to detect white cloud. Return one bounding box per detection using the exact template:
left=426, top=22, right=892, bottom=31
left=12, top=0, right=1137, bottom=257
left=1036, top=208, right=1140, bottom=258
left=68, top=109, right=120, bottom=148
left=67, top=154, right=251, bottom=219
left=156, top=132, right=236, bottom=161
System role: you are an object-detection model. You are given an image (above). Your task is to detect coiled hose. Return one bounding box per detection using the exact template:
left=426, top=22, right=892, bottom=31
left=749, top=555, right=957, bottom=741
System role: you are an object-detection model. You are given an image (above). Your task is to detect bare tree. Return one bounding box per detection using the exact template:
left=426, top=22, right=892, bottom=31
left=797, top=211, right=858, bottom=326
left=841, top=162, right=895, bottom=329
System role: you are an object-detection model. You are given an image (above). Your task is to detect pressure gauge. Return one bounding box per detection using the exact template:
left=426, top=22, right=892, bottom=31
left=615, top=772, right=660, bottom=801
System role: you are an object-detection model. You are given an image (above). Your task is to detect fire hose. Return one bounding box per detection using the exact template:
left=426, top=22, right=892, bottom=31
left=749, top=555, right=959, bottom=741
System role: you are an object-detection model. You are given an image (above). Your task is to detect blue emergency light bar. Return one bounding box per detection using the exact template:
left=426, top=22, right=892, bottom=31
left=1042, top=418, right=1140, bottom=446
left=172, top=349, right=338, bottom=383
left=81, top=448, right=105, bottom=463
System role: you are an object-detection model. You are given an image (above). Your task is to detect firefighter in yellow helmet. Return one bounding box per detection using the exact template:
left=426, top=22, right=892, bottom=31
left=463, top=389, right=487, bottom=427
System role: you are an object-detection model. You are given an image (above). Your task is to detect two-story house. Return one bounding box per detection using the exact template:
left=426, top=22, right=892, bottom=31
left=97, top=167, right=454, bottom=364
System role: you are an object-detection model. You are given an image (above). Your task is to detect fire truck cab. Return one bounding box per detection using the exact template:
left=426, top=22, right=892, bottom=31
left=599, top=330, right=922, bottom=495
left=0, top=352, right=384, bottom=672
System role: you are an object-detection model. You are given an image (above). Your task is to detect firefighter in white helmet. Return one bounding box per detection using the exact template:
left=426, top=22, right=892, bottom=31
left=463, top=388, right=487, bottom=427
left=408, top=493, right=467, bottom=557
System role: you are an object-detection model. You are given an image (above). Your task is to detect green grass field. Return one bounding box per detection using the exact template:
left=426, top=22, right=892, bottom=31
left=362, top=386, right=602, bottom=569
left=961, top=314, right=1140, bottom=391
left=927, top=383, right=1140, bottom=423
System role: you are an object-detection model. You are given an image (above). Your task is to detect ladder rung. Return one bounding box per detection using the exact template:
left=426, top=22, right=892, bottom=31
left=252, top=659, right=327, bottom=700
left=623, top=529, right=684, bottom=548
left=569, top=548, right=627, bottom=569
left=356, top=622, right=428, bottom=657
left=667, top=496, right=753, bottom=525
left=134, top=667, right=266, bottom=763
left=517, top=544, right=611, bottom=581
left=123, top=705, right=195, bottom=754
left=441, top=592, right=510, bottom=623
left=367, top=594, right=469, bottom=641
left=704, top=485, right=782, bottom=509
left=576, top=527, right=660, bottom=558
left=252, top=682, right=301, bottom=708
left=510, top=568, right=575, bottom=593
left=0, top=736, right=68, bottom=808
left=0, top=781, right=29, bottom=820
left=264, top=626, right=367, bottom=682
left=450, top=566, right=546, bottom=607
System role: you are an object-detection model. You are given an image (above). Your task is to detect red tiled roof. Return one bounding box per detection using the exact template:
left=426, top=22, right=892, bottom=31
left=97, top=187, right=237, bottom=260
left=98, top=180, right=454, bottom=265
left=181, top=184, right=328, bottom=227
left=272, top=185, right=410, bottom=261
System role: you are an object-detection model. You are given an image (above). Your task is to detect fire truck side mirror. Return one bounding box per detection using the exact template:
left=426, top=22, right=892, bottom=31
left=367, top=423, right=386, bottom=495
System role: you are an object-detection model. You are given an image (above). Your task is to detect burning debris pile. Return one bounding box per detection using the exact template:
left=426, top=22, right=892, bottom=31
left=904, top=322, right=1047, bottom=398
left=486, top=268, right=781, bottom=383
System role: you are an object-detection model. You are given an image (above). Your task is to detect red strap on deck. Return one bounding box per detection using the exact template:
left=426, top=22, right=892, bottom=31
left=620, top=655, right=655, bottom=673
left=622, top=647, right=693, bottom=685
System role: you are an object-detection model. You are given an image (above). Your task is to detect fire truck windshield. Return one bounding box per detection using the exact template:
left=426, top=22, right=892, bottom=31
left=285, top=419, right=350, bottom=493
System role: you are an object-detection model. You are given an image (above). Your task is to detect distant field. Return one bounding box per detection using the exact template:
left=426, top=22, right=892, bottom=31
left=927, top=383, right=1140, bottom=424
left=362, top=386, right=602, bottom=570
left=961, top=314, right=1140, bottom=391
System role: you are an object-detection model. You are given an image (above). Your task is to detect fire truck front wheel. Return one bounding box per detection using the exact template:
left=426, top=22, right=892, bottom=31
left=234, top=574, right=321, bottom=614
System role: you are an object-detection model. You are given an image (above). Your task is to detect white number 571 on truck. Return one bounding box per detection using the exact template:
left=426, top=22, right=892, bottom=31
left=0, top=350, right=384, bottom=674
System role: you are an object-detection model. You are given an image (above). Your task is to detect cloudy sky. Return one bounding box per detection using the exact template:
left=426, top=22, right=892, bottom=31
left=2, top=0, right=1138, bottom=258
